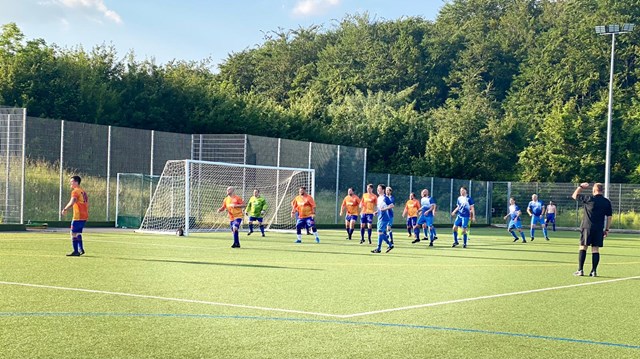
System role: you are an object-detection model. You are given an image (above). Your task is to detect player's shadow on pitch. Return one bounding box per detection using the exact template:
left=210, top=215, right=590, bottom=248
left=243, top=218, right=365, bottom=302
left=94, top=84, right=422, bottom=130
left=114, top=257, right=322, bottom=271
left=469, top=245, right=640, bottom=259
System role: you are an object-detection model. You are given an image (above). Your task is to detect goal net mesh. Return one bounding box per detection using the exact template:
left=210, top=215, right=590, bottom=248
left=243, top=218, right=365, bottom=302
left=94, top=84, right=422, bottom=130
left=139, top=160, right=314, bottom=234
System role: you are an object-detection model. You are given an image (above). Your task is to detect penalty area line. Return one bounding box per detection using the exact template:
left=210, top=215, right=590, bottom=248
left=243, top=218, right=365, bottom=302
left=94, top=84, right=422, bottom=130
left=342, top=275, right=640, bottom=318
left=0, top=281, right=342, bottom=318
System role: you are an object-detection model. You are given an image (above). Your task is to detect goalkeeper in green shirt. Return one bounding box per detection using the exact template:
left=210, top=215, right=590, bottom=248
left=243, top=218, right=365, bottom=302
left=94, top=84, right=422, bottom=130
left=246, top=189, right=268, bottom=236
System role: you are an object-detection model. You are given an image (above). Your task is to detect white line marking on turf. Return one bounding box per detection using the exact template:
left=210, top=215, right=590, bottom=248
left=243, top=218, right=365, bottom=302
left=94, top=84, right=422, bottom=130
left=2, top=276, right=639, bottom=319
left=0, top=281, right=343, bottom=318
left=342, top=275, right=640, bottom=318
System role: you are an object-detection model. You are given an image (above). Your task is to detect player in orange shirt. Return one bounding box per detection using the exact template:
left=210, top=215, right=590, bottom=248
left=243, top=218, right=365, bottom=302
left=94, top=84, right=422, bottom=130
left=217, top=186, right=246, bottom=248
left=359, top=183, right=377, bottom=244
left=291, top=186, right=320, bottom=243
left=60, top=175, right=89, bottom=256
left=339, top=188, right=361, bottom=240
left=402, top=192, right=421, bottom=241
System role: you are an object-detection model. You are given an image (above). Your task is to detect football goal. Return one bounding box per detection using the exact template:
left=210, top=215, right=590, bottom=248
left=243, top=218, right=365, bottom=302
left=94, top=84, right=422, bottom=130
left=138, top=160, right=314, bottom=235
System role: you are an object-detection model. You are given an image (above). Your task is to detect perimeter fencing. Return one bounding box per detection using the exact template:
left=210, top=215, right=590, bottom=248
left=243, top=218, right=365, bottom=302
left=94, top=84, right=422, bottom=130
left=2, top=108, right=639, bottom=230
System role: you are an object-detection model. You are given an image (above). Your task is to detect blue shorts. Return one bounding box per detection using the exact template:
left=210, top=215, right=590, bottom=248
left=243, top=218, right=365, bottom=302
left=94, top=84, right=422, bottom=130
left=406, top=216, right=417, bottom=227
left=70, top=220, right=86, bottom=233
left=345, top=215, right=358, bottom=222
left=417, top=215, right=434, bottom=227
left=508, top=219, right=522, bottom=230
left=546, top=213, right=556, bottom=223
left=229, top=218, right=242, bottom=230
left=361, top=214, right=374, bottom=224
left=297, top=217, right=315, bottom=228
left=454, top=215, right=470, bottom=229
left=531, top=215, right=545, bottom=226
left=377, top=220, right=390, bottom=233
left=248, top=216, right=263, bottom=223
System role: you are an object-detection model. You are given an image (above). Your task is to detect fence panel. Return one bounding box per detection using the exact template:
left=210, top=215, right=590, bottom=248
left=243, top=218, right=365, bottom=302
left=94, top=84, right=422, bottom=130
left=311, top=142, right=338, bottom=224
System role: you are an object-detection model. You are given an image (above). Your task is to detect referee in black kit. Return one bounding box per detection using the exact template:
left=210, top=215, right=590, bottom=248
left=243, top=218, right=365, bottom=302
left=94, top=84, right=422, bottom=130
left=571, top=182, right=613, bottom=277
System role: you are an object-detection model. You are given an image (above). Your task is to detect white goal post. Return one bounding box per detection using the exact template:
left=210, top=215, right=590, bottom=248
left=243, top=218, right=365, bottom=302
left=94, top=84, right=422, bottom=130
left=138, top=160, right=315, bottom=235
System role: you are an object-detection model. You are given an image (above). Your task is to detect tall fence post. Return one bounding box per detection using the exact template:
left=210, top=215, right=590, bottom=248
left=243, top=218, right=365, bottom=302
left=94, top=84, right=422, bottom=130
left=275, top=138, right=281, bottom=225
left=618, top=183, right=622, bottom=230
left=409, top=175, right=413, bottom=194
left=335, top=145, right=341, bottom=224
left=106, top=125, right=112, bottom=221
left=449, top=178, right=454, bottom=224
left=5, top=115, right=11, bottom=221
left=362, top=148, right=367, bottom=194
left=58, top=120, right=65, bottom=221
left=308, top=142, right=312, bottom=192
left=150, top=130, right=155, bottom=204
left=20, top=109, right=26, bottom=224
left=486, top=182, right=491, bottom=225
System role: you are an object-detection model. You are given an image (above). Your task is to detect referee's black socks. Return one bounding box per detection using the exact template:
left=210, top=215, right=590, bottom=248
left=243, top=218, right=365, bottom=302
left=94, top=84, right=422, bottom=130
left=578, top=250, right=587, bottom=271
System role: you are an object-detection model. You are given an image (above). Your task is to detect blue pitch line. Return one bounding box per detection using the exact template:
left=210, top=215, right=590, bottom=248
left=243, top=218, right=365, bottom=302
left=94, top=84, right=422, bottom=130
left=1, top=312, right=639, bottom=350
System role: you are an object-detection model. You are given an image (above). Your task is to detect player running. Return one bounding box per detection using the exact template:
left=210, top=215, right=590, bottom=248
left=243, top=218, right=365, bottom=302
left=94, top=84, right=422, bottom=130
left=416, top=189, right=438, bottom=246
left=402, top=192, right=421, bottom=242
left=504, top=197, right=527, bottom=243
left=60, top=175, right=88, bottom=256
left=385, top=186, right=395, bottom=245
left=340, top=188, right=361, bottom=240
left=359, top=184, right=377, bottom=244
left=291, top=186, right=320, bottom=243
left=245, top=189, right=268, bottom=237
left=217, top=186, right=246, bottom=248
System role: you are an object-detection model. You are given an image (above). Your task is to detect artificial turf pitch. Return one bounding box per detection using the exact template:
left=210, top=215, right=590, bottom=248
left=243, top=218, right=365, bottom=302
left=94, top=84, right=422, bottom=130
left=1, top=227, right=639, bottom=358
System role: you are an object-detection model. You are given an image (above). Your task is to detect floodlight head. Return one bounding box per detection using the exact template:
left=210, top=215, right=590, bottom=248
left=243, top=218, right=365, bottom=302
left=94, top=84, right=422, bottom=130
left=608, top=24, right=620, bottom=33
left=595, top=25, right=606, bottom=34
left=622, top=23, right=635, bottom=32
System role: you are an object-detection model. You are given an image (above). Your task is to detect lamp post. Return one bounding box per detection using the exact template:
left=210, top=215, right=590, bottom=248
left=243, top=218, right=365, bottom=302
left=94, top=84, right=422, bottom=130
left=595, top=23, right=635, bottom=198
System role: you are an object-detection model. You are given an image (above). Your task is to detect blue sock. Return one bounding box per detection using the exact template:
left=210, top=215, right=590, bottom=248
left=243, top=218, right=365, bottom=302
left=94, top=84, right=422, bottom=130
left=377, top=233, right=384, bottom=250
left=530, top=228, right=535, bottom=238
left=249, top=224, right=254, bottom=232
left=424, top=228, right=429, bottom=237
left=510, top=231, right=518, bottom=240
left=259, top=225, right=264, bottom=234
left=431, top=227, right=437, bottom=237
left=463, top=233, right=468, bottom=245
left=361, top=228, right=365, bottom=240
left=414, top=228, right=420, bottom=240
left=521, top=232, right=526, bottom=241
left=453, top=231, right=458, bottom=244
left=72, top=239, right=79, bottom=253
left=77, top=234, right=84, bottom=252
left=233, top=231, right=239, bottom=245
left=407, top=227, right=412, bottom=236
left=367, top=228, right=372, bottom=240
left=388, top=230, right=393, bottom=242
left=543, top=227, right=548, bottom=237
left=428, top=227, right=434, bottom=241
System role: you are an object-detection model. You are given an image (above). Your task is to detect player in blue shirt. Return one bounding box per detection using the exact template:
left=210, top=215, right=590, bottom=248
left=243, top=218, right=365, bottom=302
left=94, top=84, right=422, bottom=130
left=451, top=186, right=475, bottom=248
left=527, top=194, right=549, bottom=241
left=504, top=197, right=527, bottom=243
left=415, top=189, right=438, bottom=246
left=385, top=186, right=395, bottom=245
left=371, top=184, right=394, bottom=253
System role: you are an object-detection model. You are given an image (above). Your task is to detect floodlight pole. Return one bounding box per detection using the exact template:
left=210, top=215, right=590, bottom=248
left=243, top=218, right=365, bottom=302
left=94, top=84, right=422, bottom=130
left=604, top=33, right=615, bottom=199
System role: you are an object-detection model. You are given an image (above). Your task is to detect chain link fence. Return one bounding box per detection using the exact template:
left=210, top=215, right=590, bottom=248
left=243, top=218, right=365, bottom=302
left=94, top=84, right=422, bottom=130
left=2, top=110, right=639, bottom=230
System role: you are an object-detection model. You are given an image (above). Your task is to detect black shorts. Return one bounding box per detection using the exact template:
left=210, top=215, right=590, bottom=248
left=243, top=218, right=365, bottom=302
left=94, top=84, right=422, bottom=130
left=580, top=228, right=604, bottom=247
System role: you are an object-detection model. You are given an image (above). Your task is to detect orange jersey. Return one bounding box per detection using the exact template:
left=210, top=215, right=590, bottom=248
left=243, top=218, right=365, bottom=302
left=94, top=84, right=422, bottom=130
left=292, top=194, right=316, bottom=219
left=404, top=199, right=420, bottom=217
left=361, top=193, right=378, bottom=214
left=71, top=187, right=89, bottom=220
left=341, top=195, right=361, bottom=215
left=222, top=195, right=244, bottom=220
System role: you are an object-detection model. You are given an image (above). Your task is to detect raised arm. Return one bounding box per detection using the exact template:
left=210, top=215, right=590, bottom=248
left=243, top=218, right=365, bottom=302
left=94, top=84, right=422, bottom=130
left=572, top=182, right=589, bottom=200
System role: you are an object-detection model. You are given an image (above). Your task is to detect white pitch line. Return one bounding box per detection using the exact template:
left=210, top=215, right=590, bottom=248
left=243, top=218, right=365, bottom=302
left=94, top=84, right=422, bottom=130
left=0, top=281, right=342, bottom=318
left=342, top=275, right=640, bottom=318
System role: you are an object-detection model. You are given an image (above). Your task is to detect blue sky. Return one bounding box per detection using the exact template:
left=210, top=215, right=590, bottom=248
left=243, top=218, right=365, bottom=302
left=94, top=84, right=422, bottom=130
left=1, top=0, right=447, bottom=69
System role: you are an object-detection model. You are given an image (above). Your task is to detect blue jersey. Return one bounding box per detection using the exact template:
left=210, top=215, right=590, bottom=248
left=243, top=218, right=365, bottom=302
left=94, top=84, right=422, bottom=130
left=508, top=204, right=521, bottom=220
left=377, top=195, right=393, bottom=222
left=420, top=196, right=436, bottom=217
left=387, top=195, right=395, bottom=217
left=528, top=200, right=544, bottom=216
left=456, top=196, right=474, bottom=218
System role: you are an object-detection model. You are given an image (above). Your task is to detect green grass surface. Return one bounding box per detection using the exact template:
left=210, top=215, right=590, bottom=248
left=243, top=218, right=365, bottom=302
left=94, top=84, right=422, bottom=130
left=1, top=227, right=639, bottom=358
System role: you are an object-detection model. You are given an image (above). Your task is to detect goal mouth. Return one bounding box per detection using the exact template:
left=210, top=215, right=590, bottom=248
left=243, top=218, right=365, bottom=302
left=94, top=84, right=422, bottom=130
left=138, top=160, right=315, bottom=236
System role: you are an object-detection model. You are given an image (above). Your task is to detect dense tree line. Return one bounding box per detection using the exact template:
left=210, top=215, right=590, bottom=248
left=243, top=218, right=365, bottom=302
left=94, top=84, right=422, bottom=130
left=1, top=0, right=639, bottom=182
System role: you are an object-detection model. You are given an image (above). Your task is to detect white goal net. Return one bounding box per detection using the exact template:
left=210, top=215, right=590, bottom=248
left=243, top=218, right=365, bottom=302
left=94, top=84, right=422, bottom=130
left=138, top=160, right=314, bottom=235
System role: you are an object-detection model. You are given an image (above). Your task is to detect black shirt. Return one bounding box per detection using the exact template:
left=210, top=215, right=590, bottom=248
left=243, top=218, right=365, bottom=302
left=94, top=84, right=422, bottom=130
left=578, top=194, right=613, bottom=230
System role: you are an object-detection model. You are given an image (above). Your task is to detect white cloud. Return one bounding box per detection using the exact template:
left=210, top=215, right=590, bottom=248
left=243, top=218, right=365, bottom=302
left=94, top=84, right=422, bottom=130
left=292, top=0, right=340, bottom=17
left=46, top=0, right=123, bottom=24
